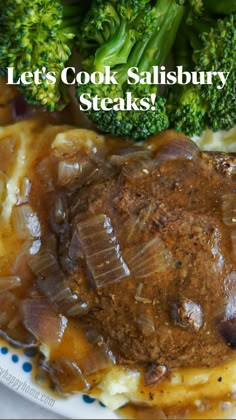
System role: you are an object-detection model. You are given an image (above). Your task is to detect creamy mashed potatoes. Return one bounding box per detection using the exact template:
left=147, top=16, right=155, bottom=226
left=194, top=126, right=236, bottom=153
left=0, top=120, right=236, bottom=419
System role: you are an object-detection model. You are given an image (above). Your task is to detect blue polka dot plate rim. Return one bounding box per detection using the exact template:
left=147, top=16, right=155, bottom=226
left=0, top=339, right=118, bottom=419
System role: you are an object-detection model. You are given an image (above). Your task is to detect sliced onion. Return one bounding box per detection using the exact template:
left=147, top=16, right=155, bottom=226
left=144, top=364, right=168, bottom=386
left=68, top=229, right=82, bottom=261
left=77, top=214, right=130, bottom=288
left=16, top=177, right=31, bottom=205
left=22, top=298, right=68, bottom=345
left=52, top=129, right=104, bottom=159
left=28, top=251, right=61, bottom=278
left=218, top=318, right=236, bottom=348
left=0, top=283, right=36, bottom=348
left=37, top=157, right=56, bottom=192
left=0, top=292, right=19, bottom=329
left=58, top=160, right=81, bottom=186
left=37, top=276, right=78, bottom=313
left=57, top=156, right=111, bottom=190
left=49, top=359, right=90, bottom=393
left=0, top=292, right=36, bottom=348
left=65, top=301, right=89, bottom=317
left=44, top=234, right=58, bottom=257
left=81, top=344, right=115, bottom=376
left=54, top=196, right=66, bottom=224
left=84, top=329, right=116, bottom=375
left=13, top=239, right=41, bottom=282
left=12, top=204, right=41, bottom=239
left=120, top=206, right=154, bottom=244
left=125, top=236, right=172, bottom=279
left=225, top=296, right=236, bottom=320
left=0, top=276, right=21, bottom=293
left=122, top=159, right=155, bottom=181
left=222, top=194, right=236, bottom=226
left=49, top=327, right=115, bottom=393
left=110, top=149, right=152, bottom=166
left=155, top=137, right=200, bottom=164
left=135, top=283, right=152, bottom=304
left=170, top=299, right=203, bottom=331
left=0, top=170, right=7, bottom=207
left=231, top=231, right=236, bottom=257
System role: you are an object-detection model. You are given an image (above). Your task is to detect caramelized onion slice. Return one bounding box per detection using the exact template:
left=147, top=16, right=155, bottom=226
left=77, top=214, right=130, bottom=288
left=58, top=160, right=81, bottom=186
left=155, top=137, right=200, bottom=163
left=231, top=231, right=236, bottom=257
left=49, top=359, right=90, bottom=393
left=0, top=171, right=7, bottom=210
left=22, top=298, right=68, bottom=345
left=122, top=159, right=155, bottom=181
left=37, top=276, right=78, bottom=313
left=222, top=193, right=236, bottom=226
left=125, top=236, right=172, bottom=279
left=52, top=129, right=104, bottom=159
left=16, top=177, right=31, bottom=205
left=120, top=206, right=154, bottom=244
left=68, top=229, right=82, bottom=261
left=0, top=292, right=36, bottom=348
left=28, top=251, right=61, bottom=278
left=0, top=276, right=21, bottom=293
left=0, top=292, right=20, bottom=329
left=110, top=149, right=152, bottom=166
left=54, top=196, right=66, bottom=224
left=219, top=318, right=236, bottom=348
left=12, top=204, right=41, bottom=239
left=37, top=157, right=56, bottom=192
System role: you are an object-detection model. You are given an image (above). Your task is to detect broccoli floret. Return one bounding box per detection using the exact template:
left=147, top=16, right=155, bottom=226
left=76, top=0, right=184, bottom=140
left=0, top=0, right=90, bottom=111
left=168, top=12, right=236, bottom=136
left=176, top=0, right=204, bottom=17
left=177, top=0, right=236, bottom=15
left=204, top=0, right=236, bottom=15
left=168, top=86, right=207, bottom=136
left=195, top=13, right=236, bottom=132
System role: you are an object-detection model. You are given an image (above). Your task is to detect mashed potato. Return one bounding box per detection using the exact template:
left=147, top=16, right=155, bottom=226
left=194, top=126, right=236, bottom=153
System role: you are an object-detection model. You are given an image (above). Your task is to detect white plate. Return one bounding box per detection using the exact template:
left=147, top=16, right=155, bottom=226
left=0, top=338, right=118, bottom=419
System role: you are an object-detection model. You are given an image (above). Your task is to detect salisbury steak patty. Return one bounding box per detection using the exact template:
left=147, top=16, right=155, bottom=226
left=49, top=131, right=236, bottom=369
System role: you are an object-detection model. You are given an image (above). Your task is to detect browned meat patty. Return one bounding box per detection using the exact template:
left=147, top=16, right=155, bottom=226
left=39, top=131, right=236, bottom=370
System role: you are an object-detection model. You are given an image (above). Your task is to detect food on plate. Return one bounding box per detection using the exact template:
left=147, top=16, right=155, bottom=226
left=0, top=115, right=236, bottom=417
left=0, top=1, right=235, bottom=139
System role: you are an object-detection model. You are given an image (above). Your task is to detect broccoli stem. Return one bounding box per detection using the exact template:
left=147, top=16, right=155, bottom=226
left=95, top=21, right=130, bottom=71
left=204, top=0, right=236, bottom=14
left=138, top=0, right=185, bottom=72
left=110, top=0, right=184, bottom=86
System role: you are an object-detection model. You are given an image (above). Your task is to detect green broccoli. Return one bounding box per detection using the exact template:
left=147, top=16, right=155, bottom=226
left=168, top=12, right=236, bottom=136
left=76, top=0, right=184, bottom=141
left=176, top=0, right=204, bottom=17
left=177, top=0, right=236, bottom=15
left=0, top=0, right=90, bottom=111
left=195, top=13, right=236, bottom=132
left=204, top=0, right=236, bottom=15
